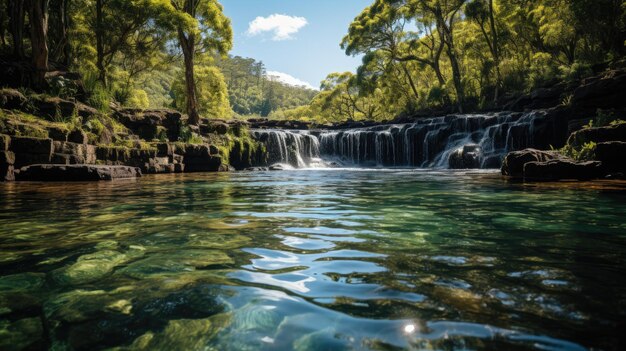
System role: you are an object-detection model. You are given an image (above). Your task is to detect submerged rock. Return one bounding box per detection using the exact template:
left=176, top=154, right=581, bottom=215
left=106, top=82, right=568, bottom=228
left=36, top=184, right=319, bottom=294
left=120, top=250, right=232, bottom=279
left=0, top=273, right=45, bottom=292
left=118, top=316, right=230, bottom=351
left=501, top=149, right=563, bottom=178
left=523, top=160, right=604, bottom=181
left=0, top=317, right=45, bottom=351
left=16, top=164, right=142, bottom=181
left=52, top=248, right=144, bottom=285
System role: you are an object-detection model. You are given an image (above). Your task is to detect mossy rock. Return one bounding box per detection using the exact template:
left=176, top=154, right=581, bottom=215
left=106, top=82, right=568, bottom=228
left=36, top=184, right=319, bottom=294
left=119, top=250, right=232, bottom=279
left=0, top=317, right=44, bottom=351
left=118, top=316, right=230, bottom=351
left=187, top=234, right=251, bottom=250
left=51, top=248, right=145, bottom=285
left=0, top=273, right=45, bottom=293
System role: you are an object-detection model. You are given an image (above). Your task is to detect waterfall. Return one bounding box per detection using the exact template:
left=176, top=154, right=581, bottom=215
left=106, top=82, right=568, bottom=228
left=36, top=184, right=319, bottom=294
left=252, top=110, right=551, bottom=169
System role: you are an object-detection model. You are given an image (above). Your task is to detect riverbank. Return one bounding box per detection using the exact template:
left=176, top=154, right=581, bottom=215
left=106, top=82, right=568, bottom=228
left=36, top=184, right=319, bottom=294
left=1, top=67, right=624, bottom=182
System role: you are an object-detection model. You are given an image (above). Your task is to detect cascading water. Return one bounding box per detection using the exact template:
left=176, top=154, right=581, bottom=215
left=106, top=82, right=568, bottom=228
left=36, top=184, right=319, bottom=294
left=252, top=130, right=324, bottom=168
left=252, top=110, right=553, bottom=169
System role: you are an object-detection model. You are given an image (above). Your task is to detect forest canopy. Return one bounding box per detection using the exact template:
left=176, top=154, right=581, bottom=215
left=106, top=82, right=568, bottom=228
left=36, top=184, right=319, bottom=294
left=0, top=0, right=624, bottom=125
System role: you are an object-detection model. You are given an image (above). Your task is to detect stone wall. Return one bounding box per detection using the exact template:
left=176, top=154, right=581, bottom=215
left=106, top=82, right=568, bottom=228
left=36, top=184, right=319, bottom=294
left=0, top=134, right=230, bottom=181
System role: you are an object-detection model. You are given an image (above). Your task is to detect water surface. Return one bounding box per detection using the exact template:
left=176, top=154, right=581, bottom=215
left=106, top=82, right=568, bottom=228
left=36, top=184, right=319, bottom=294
left=1, top=170, right=625, bottom=350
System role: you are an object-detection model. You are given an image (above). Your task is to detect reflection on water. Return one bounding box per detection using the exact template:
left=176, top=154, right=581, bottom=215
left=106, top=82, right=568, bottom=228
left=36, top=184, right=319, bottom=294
left=1, top=170, right=626, bottom=351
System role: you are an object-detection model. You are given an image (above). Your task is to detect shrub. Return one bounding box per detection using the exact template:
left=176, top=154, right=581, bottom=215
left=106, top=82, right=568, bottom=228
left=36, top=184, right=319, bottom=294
left=87, top=83, right=111, bottom=112
left=559, top=141, right=597, bottom=161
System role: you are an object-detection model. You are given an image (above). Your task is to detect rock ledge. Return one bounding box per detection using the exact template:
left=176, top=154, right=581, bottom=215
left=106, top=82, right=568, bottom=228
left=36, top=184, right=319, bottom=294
left=16, top=164, right=141, bottom=181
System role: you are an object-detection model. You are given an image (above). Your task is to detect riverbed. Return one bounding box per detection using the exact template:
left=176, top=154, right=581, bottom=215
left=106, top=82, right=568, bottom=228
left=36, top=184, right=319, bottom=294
left=1, top=170, right=625, bottom=350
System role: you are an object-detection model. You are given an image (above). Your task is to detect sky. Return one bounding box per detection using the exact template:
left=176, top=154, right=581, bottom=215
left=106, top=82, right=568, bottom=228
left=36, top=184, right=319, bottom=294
left=221, top=0, right=372, bottom=90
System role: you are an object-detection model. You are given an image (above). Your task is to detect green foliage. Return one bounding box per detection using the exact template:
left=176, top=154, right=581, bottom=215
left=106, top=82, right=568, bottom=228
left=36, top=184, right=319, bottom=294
left=172, top=65, right=231, bottom=119
left=177, top=122, right=204, bottom=144
left=585, top=110, right=625, bottom=129
left=127, top=89, right=150, bottom=109
left=48, top=76, right=79, bottom=100
left=87, top=82, right=111, bottom=112
left=215, top=55, right=317, bottom=116
left=560, top=141, right=597, bottom=161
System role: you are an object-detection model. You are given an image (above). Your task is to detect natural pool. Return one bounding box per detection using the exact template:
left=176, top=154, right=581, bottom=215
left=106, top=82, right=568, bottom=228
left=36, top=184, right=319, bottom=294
left=1, top=170, right=625, bottom=351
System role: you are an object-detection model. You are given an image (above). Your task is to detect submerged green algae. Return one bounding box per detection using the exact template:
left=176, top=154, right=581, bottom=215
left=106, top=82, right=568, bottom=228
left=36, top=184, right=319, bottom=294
left=0, top=171, right=624, bottom=350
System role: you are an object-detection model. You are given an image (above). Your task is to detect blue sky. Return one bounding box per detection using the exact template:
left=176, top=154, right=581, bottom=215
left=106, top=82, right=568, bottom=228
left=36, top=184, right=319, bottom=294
left=221, top=0, right=371, bottom=90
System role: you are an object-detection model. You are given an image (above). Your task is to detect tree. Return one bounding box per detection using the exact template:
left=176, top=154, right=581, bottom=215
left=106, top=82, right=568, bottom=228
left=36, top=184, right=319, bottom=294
left=27, top=0, right=50, bottom=89
left=173, top=65, right=231, bottom=118
left=410, top=0, right=467, bottom=112
left=171, top=0, right=232, bottom=125
left=8, top=0, right=26, bottom=59
left=466, top=0, right=501, bottom=102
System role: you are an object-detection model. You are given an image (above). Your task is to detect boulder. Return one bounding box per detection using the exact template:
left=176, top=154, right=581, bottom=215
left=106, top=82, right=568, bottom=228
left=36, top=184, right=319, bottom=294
left=567, top=123, right=626, bottom=147
left=595, top=141, right=626, bottom=173
left=501, top=149, right=563, bottom=178
left=269, top=163, right=292, bottom=171
left=16, top=164, right=141, bottom=181
left=523, top=160, right=604, bottom=181
left=449, top=144, right=482, bottom=169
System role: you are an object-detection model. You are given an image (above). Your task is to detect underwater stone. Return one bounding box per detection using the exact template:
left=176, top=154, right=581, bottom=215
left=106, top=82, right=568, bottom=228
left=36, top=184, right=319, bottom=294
left=118, top=316, right=230, bottom=351
left=119, top=250, right=232, bottom=279
left=293, top=328, right=352, bottom=351
left=0, top=317, right=44, bottom=351
left=52, top=249, right=143, bottom=285
left=187, top=235, right=251, bottom=250
left=0, top=273, right=45, bottom=292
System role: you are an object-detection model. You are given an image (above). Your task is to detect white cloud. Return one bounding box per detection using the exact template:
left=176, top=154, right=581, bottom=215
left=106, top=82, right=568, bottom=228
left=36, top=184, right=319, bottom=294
left=247, top=14, right=308, bottom=41
left=266, top=71, right=317, bottom=90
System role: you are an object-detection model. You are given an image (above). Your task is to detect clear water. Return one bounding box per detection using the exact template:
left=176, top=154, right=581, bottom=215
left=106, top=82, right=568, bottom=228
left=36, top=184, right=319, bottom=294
left=1, top=170, right=625, bottom=351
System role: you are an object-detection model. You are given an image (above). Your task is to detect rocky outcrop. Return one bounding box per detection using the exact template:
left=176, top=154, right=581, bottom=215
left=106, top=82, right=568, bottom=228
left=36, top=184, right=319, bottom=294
left=571, top=70, right=626, bottom=111
left=595, top=141, right=626, bottom=174
left=16, top=164, right=141, bottom=181
left=449, top=144, right=482, bottom=169
left=567, top=123, right=626, bottom=147
left=501, top=149, right=563, bottom=178
left=523, top=160, right=604, bottom=181
left=114, top=108, right=183, bottom=141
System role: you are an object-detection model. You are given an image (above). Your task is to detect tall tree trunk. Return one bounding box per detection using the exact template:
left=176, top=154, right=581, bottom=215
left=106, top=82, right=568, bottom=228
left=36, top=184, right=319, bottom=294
left=400, top=64, right=420, bottom=100
left=8, top=0, right=25, bottom=59
left=0, top=1, right=7, bottom=47
left=27, top=0, right=49, bottom=90
left=488, top=0, right=501, bottom=103
left=178, top=0, right=200, bottom=125
left=58, top=0, right=69, bottom=66
left=179, top=30, right=199, bottom=125
left=95, top=0, right=106, bottom=86
left=439, top=21, right=464, bottom=113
